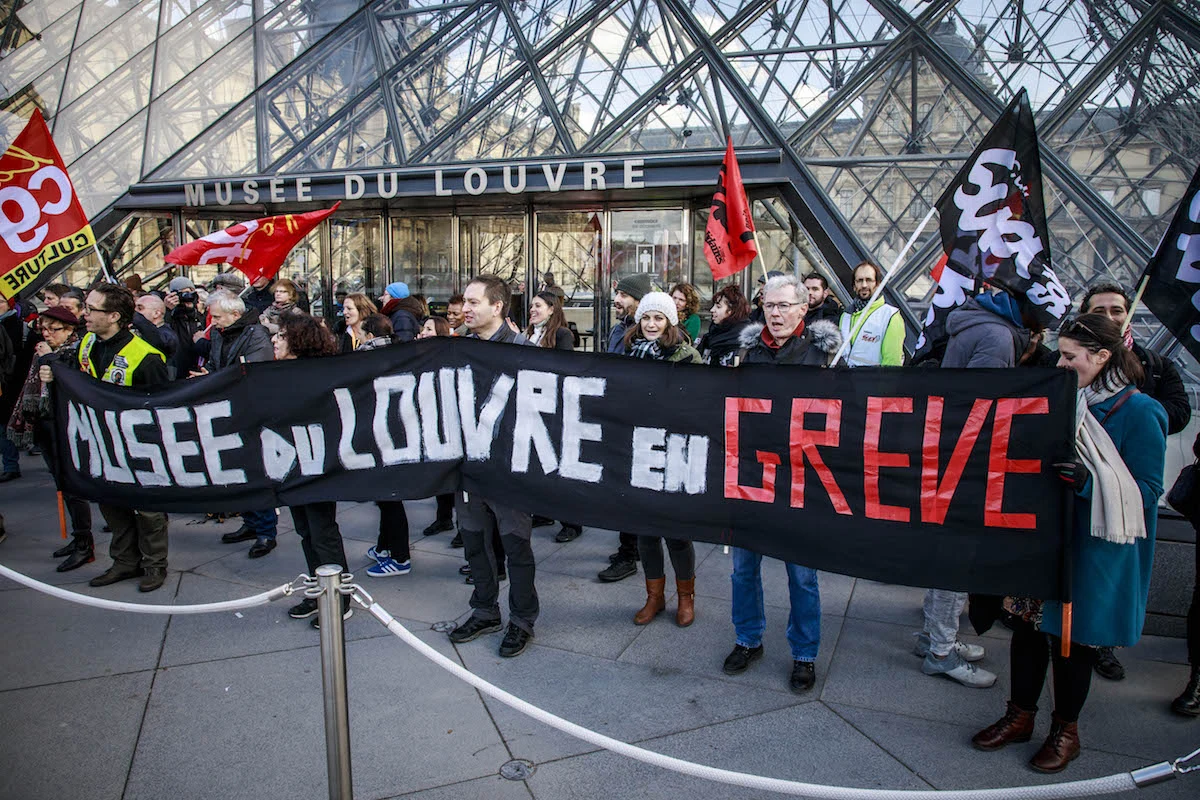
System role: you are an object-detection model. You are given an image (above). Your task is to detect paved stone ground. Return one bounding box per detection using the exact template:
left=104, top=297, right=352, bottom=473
left=1, top=456, right=1197, bottom=800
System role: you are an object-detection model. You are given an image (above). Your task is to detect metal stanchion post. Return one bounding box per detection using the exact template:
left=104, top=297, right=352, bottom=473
left=315, top=564, right=353, bottom=800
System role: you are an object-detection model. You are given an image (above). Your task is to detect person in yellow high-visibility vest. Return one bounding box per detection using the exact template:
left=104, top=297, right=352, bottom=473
left=837, top=261, right=906, bottom=367
left=40, top=284, right=171, bottom=592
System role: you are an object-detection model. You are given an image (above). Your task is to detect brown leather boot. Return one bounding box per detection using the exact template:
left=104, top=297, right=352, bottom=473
left=971, top=701, right=1036, bottom=751
left=633, top=577, right=666, bottom=625
left=675, top=578, right=695, bottom=627
left=1029, top=715, right=1080, bottom=773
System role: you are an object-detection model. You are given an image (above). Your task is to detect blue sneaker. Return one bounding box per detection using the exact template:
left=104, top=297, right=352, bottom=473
left=366, top=546, right=389, bottom=563
left=366, top=557, right=411, bottom=578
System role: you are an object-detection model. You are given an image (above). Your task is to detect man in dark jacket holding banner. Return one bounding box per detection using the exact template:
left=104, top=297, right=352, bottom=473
left=722, top=274, right=841, bottom=693
left=39, top=284, right=172, bottom=592
left=447, top=274, right=539, bottom=658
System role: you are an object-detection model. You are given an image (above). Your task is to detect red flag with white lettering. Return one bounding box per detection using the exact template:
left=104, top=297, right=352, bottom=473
left=165, top=203, right=340, bottom=284
left=703, top=138, right=758, bottom=280
left=0, top=110, right=95, bottom=299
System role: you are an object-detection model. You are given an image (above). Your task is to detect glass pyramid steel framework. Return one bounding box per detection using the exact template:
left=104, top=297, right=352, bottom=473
left=2, top=0, right=1200, bottom=360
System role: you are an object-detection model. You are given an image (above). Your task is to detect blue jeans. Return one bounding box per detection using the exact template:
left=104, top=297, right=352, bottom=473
left=731, top=547, right=821, bottom=662
left=242, top=508, right=278, bottom=541
left=0, top=436, right=19, bottom=473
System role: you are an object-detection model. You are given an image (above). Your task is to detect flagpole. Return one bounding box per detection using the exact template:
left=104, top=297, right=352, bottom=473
left=91, top=242, right=118, bottom=284
left=1121, top=228, right=1167, bottom=336
left=750, top=231, right=769, bottom=285
left=830, top=203, right=938, bottom=366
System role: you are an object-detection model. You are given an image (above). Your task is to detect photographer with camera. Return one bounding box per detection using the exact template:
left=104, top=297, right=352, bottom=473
left=164, top=276, right=204, bottom=376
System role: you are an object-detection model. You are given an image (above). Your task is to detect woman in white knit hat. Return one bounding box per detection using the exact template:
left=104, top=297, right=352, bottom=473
left=620, top=291, right=701, bottom=626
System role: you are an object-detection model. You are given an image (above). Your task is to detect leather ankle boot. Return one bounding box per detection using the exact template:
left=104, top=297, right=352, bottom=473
left=971, top=701, right=1036, bottom=751
left=1171, top=666, right=1200, bottom=717
left=1029, top=715, right=1080, bottom=773
left=53, top=537, right=80, bottom=559
left=633, top=577, right=666, bottom=625
left=56, top=536, right=95, bottom=573
left=675, top=578, right=695, bottom=627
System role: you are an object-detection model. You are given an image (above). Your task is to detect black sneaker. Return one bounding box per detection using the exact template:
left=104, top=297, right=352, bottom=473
left=449, top=532, right=463, bottom=548
left=789, top=660, right=816, bottom=693
left=723, top=644, right=764, bottom=675
left=597, top=558, right=637, bottom=582
left=554, top=525, right=582, bottom=543
left=311, top=602, right=353, bottom=629
left=448, top=616, right=503, bottom=644
left=607, top=549, right=641, bottom=563
left=1094, top=647, right=1125, bottom=681
left=498, top=623, right=532, bottom=658
left=288, top=597, right=319, bottom=619
left=423, top=519, right=454, bottom=536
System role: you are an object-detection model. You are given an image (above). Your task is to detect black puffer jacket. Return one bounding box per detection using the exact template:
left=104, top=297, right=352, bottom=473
left=739, top=320, right=843, bottom=366
left=1132, top=343, right=1191, bottom=435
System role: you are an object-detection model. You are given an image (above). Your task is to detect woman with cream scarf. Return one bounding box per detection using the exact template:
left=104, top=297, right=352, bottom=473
left=972, top=313, right=1167, bottom=773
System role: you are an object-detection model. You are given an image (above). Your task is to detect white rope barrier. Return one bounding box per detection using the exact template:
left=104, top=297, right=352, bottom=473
left=357, top=593, right=1194, bottom=800
left=0, top=563, right=294, bottom=614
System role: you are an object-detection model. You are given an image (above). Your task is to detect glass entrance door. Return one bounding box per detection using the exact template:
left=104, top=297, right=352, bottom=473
left=535, top=210, right=602, bottom=351
left=459, top=213, right=527, bottom=326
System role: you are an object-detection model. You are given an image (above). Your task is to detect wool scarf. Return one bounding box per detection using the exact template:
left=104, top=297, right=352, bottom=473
left=1074, top=375, right=1146, bottom=545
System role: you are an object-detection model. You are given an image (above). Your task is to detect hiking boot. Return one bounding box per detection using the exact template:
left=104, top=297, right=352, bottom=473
left=1093, top=647, right=1125, bottom=680
left=789, top=661, right=816, bottom=693
left=921, top=650, right=997, bottom=688
left=598, top=558, right=637, bottom=582
left=723, top=644, right=764, bottom=675
left=913, top=632, right=985, bottom=663
left=448, top=616, right=503, bottom=644
left=973, top=701, right=1037, bottom=751
left=138, top=567, right=167, bottom=593
left=1029, top=716, right=1080, bottom=773
left=498, top=623, right=532, bottom=657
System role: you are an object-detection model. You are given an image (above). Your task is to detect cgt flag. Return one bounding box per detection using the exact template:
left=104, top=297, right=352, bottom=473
left=165, top=202, right=340, bottom=284
left=913, top=89, right=1071, bottom=362
left=0, top=111, right=95, bottom=299
left=704, top=137, right=758, bottom=280
left=1139, top=163, right=1200, bottom=362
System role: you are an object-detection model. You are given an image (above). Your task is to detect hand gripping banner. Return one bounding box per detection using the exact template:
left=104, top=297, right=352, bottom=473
left=0, top=111, right=95, bottom=299
left=51, top=339, right=1077, bottom=599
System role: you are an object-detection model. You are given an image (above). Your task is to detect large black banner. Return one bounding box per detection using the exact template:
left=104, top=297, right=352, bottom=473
left=1140, top=162, right=1200, bottom=362
left=51, top=338, right=1077, bottom=598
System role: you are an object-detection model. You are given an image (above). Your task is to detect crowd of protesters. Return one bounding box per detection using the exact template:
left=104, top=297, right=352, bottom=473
left=1, top=261, right=1198, bottom=774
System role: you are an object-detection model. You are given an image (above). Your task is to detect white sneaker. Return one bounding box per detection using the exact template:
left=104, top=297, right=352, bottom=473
left=913, top=632, right=986, bottom=663
left=921, top=650, right=997, bottom=688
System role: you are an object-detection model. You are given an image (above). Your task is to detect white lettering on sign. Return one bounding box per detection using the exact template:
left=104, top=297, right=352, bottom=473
left=1176, top=190, right=1200, bottom=343
left=0, top=165, right=74, bottom=253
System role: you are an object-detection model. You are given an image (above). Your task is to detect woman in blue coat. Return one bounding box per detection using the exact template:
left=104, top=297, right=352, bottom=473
left=972, top=313, right=1166, bottom=773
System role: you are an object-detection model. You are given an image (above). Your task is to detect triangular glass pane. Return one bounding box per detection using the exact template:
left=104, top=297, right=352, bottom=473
left=61, top=0, right=160, bottom=106
left=161, top=0, right=216, bottom=32
left=0, top=57, right=69, bottom=123
left=510, top=0, right=594, bottom=51
left=387, top=7, right=526, bottom=157
left=151, top=96, right=257, bottom=179
left=275, top=92, right=396, bottom=172
left=68, top=108, right=149, bottom=217
left=76, top=0, right=155, bottom=43
left=258, top=0, right=366, bottom=82
left=144, top=31, right=256, bottom=175
left=935, top=3, right=1141, bottom=116
left=263, top=25, right=378, bottom=165
left=1, top=3, right=81, bottom=92
left=8, top=0, right=80, bottom=42
left=415, top=75, right=565, bottom=163
left=53, top=44, right=154, bottom=164
left=724, top=0, right=896, bottom=52
left=152, top=0, right=254, bottom=97
left=539, top=0, right=697, bottom=148
left=373, top=0, right=478, bottom=67
left=593, top=65, right=766, bottom=153
left=687, top=0, right=769, bottom=37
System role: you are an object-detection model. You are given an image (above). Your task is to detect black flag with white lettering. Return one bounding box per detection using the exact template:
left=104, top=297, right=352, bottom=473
left=1139, top=163, right=1200, bottom=362
left=913, top=89, right=1071, bottom=363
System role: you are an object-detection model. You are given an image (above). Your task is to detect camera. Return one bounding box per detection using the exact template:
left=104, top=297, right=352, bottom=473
left=179, top=291, right=198, bottom=304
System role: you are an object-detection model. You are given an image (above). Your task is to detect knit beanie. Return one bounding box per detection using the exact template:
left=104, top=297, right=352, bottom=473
left=384, top=281, right=410, bottom=300
left=615, top=272, right=656, bottom=301
left=635, top=291, right=679, bottom=327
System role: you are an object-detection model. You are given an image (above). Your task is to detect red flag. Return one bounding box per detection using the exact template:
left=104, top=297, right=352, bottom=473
left=165, top=202, right=340, bottom=284
left=703, top=138, right=758, bottom=280
left=0, top=110, right=96, bottom=299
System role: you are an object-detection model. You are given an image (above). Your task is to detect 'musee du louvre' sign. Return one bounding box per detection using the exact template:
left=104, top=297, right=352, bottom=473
left=180, top=158, right=652, bottom=207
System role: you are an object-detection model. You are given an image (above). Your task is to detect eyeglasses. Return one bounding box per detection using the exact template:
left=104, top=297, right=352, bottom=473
left=85, top=304, right=112, bottom=315
left=763, top=301, right=802, bottom=312
left=41, top=325, right=68, bottom=334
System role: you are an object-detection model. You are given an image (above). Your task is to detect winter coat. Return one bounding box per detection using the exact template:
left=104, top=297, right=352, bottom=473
left=739, top=320, right=843, bottom=367
left=697, top=319, right=754, bottom=367
left=380, top=298, right=421, bottom=343
left=1042, top=387, right=1166, bottom=647
left=681, top=313, right=701, bottom=342
left=168, top=304, right=203, bottom=374
left=209, top=309, right=274, bottom=370
left=608, top=315, right=634, bottom=354
left=1131, top=343, right=1191, bottom=434
left=468, top=322, right=530, bottom=346
left=804, top=300, right=842, bottom=326
left=244, top=286, right=273, bottom=313
left=941, top=294, right=1029, bottom=369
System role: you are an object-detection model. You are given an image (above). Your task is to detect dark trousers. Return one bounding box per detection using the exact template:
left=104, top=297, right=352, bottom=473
left=436, top=493, right=454, bottom=523
left=376, top=501, right=411, bottom=562
left=637, top=536, right=695, bottom=580
left=99, top=505, right=167, bottom=571
left=1189, top=524, right=1200, bottom=665
left=457, top=492, right=537, bottom=633
left=290, top=502, right=348, bottom=575
left=242, top=508, right=278, bottom=541
left=37, top=423, right=91, bottom=537
left=617, top=531, right=639, bottom=560
left=1009, top=619, right=1096, bottom=723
